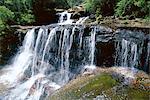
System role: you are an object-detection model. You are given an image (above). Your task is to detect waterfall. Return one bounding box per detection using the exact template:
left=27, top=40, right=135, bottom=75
left=58, top=11, right=73, bottom=24
left=0, top=10, right=149, bottom=100
left=76, top=17, right=89, bottom=24
left=0, top=29, right=35, bottom=84
left=0, top=13, right=96, bottom=99
left=90, top=27, right=96, bottom=65
left=84, top=27, right=96, bottom=70
left=115, top=39, right=139, bottom=69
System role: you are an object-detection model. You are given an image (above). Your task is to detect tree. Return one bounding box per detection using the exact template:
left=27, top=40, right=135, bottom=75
left=115, top=0, right=150, bottom=18
left=0, top=6, right=14, bottom=31
left=84, top=0, right=116, bottom=16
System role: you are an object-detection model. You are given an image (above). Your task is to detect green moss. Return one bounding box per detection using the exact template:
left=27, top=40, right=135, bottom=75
left=49, top=72, right=149, bottom=100
left=127, top=88, right=149, bottom=100
left=74, top=74, right=118, bottom=98
left=49, top=73, right=119, bottom=99
left=104, top=84, right=150, bottom=100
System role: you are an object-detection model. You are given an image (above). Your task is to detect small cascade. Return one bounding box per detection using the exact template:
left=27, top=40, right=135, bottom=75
left=76, top=17, right=89, bottom=24
left=115, top=39, right=139, bottom=69
left=115, top=39, right=137, bottom=83
left=0, top=29, right=35, bottom=84
left=58, top=11, right=73, bottom=24
left=84, top=27, right=96, bottom=70
left=90, top=27, right=96, bottom=65
left=58, top=28, right=74, bottom=85
left=115, top=30, right=145, bottom=72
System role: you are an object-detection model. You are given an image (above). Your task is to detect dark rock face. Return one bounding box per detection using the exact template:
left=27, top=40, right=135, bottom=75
left=114, top=29, right=149, bottom=73
left=96, top=41, right=115, bottom=67
left=71, top=11, right=88, bottom=20
left=71, top=12, right=81, bottom=19
left=0, top=25, right=149, bottom=73
left=0, top=32, right=24, bottom=66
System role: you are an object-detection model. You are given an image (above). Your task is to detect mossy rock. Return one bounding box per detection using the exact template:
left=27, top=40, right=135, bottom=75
left=49, top=71, right=149, bottom=100
left=49, top=73, right=119, bottom=100
left=104, top=84, right=150, bottom=100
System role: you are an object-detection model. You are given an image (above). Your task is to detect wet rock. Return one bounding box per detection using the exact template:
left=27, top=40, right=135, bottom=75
left=89, top=14, right=96, bottom=19
left=55, top=9, right=65, bottom=13
left=0, top=32, right=22, bottom=66
left=71, top=12, right=81, bottom=19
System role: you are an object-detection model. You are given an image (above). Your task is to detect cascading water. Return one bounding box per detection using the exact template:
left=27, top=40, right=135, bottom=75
left=58, top=11, right=73, bottom=24
left=76, top=17, right=89, bottom=24
left=116, top=39, right=139, bottom=69
left=115, top=39, right=139, bottom=80
left=115, top=30, right=145, bottom=68
left=115, top=30, right=146, bottom=81
left=84, top=27, right=96, bottom=70
left=90, top=27, right=96, bottom=65
left=0, top=10, right=149, bottom=100
left=0, top=11, right=95, bottom=99
left=0, top=29, right=35, bottom=85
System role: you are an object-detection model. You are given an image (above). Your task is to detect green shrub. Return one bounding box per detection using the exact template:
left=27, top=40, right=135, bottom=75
left=19, top=11, right=35, bottom=25
left=0, top=6, right=14, bottom=32
left=115, top=0, right=150, bottom=18
left=0, top=18, right=6, bottom=32
left=84, top=0, right=116, bottom=16
left=67, top=0, right=83, bottom=8
left=84, top=0, right=99, bottom=13
left=0, top=6, right=14, bottom=22
left=3, top=0, right=35, bottom=25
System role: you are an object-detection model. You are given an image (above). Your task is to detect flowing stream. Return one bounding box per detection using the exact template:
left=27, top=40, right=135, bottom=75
left=0, top=11, right=149, bottom=100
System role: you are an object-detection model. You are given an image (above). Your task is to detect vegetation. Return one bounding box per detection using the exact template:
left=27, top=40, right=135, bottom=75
left=50, top=73, right=119, bottom=99
left=66, top=0, right=83, bottom=8
left=0, top=6, right=14, bottom=32
left=84, top=0, right=116, bottom=16
left=0, top=0, right=34, bottom=34
left=84, top=0, right=150, bottom=18
left=49, top=73, right=149, bottom=99
left=115, top=0, right=150, bottom=18
left=0, top=0, right=149, bottom=34
left=0, top=0, right=34, bottom=25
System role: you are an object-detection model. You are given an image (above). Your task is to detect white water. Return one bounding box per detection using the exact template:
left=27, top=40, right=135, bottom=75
left=115, top=39, right=141, bottom=81
left=58, top=11, right=89, bottom=25
left=84, top=27, right=96, bottom=70
left=121, top=39, right=129, bottom=67
left=121, top=39, right=139, bottom=68
left=0, top=27, right=70, bottom=99
left=0, top=29, right=35, bottom=85
left=0, top=11, right=95, bottom=100
left=76, top=17, right=89, bottom=24
left=58, top=11, right=73, bottom=24
left=90, top=27, right=96, bottom=65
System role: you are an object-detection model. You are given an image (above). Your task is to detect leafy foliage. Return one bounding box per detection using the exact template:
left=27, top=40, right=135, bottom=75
left=67, top=0, right=83, bottom=8
left=115, top=0, right=150, bottom=18
left=84, top=0, right=116, bottom=16
left=19, top=12, right=35, bottom=25
left=84, top=0, right=100, bottom=13
left=4, top=0, right=33, bottom=12
left=0, top=19, right=6, bottom=32
left=0, top=6, right=14, bottom=21
left=1, top=0, right=34, bottom=25
left=0, top=6, right=14, bottom=31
